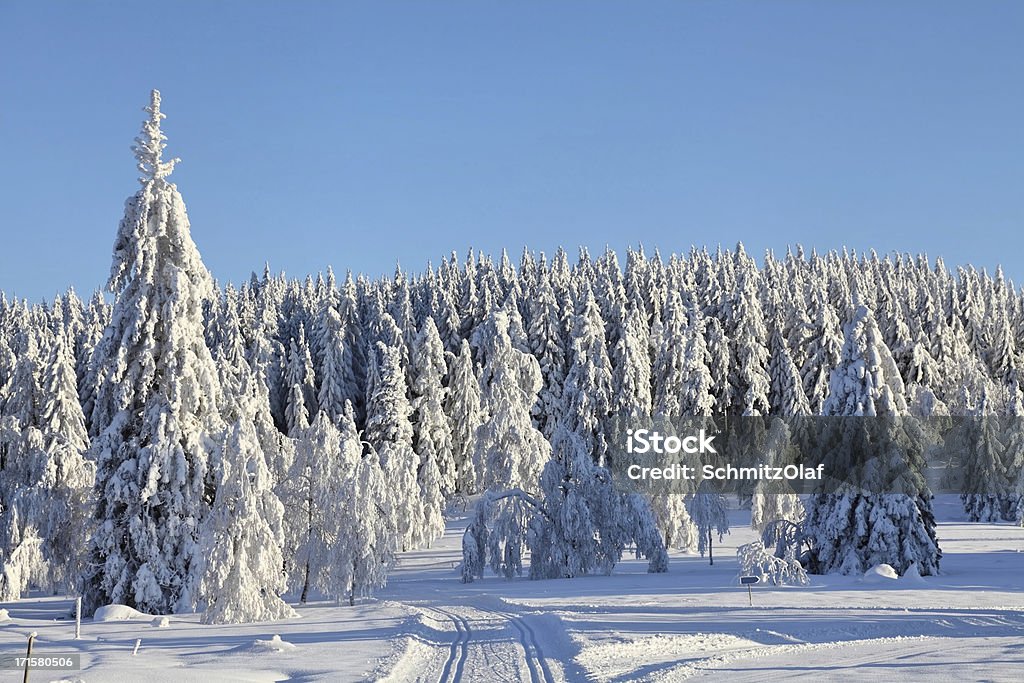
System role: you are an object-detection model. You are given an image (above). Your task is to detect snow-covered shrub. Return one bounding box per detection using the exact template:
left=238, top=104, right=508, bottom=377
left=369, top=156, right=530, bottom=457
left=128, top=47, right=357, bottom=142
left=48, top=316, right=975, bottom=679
left=737, top=540, right=808, bottom=587
left=761, top=519, right=805, bottom=562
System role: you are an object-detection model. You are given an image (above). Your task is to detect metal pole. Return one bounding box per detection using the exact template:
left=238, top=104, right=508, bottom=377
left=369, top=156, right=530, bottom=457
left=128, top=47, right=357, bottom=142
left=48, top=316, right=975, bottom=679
left=23, top=632, right=36, bottom=683
left=747, top=584, right=752, bottom=607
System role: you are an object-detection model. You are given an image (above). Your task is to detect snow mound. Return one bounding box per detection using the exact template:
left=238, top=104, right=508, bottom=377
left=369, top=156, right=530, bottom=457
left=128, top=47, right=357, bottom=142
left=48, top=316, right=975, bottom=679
left=151, top=616, right=170, bottom=628
left=901, top=562, right=927, bottom=584
left=0, top=608, right=9, bottom=622
left=862, top=564, right=899, bottom=582
left=252, top=634, right=297, bottom=652
left=93, top=604, right=153, bottom=622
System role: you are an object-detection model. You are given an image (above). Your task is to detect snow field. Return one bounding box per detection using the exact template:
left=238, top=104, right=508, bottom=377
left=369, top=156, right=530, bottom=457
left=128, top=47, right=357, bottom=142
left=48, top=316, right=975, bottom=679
left=2, top=499, right=1024, bottom=681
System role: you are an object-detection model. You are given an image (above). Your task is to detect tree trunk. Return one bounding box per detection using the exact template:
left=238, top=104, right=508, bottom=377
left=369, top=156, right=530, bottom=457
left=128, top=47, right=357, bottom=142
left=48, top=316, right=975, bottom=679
left=708, top=528, right=714, bottom=566
left=300, top=561, right=310, bottom=604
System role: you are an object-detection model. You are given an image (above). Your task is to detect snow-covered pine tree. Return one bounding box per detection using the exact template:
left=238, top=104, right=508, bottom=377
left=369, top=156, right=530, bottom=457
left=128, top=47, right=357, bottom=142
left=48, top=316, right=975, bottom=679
left=0, top=331, right=49, bottom=600
left=84, top=91, right=224, bottom=615
left=768, top=325, right=812, bottom=417
left=560, top=289, right=614, bottom=466
left=283, top=325, right=317, bottom=435
left=528, top=423, right=666, bottom=578
left=647, top=295, right=702, bottom=551
left=283, top=409, right=338, bottom=602
left=473, top=311, right=549, bottom=490
left=446, top=340, right=485, bottom=493
left=801, top=291, right=843, bottom=414
left=803, top=304, right=940, bottom=576
left=197, top=378, right=295, bottom=624
left=610, top=303, right=652, bottom=420
left=687, top=480, right=730, bottom=565
left=955, top=389, right=1008, bottom=522
left=410, top=317, right=457, bottom=500
left=365, top=341, right=423, bottom=550
left=35, top=331, right=95, bottom=591
left=526, top=273, right=568, bottom=438
left=724, top=244, right=770, bottom=416
left=750, top=418, right=804, bottom=533
left=335, top=405, right=391, bottom=602
left=316, top=299, right=353, bottom=423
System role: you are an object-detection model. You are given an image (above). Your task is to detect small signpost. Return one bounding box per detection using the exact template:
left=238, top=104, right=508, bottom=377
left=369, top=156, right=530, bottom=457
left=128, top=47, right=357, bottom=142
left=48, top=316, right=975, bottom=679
left=23, top=632, right=36, bottom=683
left=740, top=575, right=760, bottom=606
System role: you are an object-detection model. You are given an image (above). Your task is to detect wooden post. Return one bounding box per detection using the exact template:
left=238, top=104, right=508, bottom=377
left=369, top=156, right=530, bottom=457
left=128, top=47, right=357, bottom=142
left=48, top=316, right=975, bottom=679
left=23, top=632, right=37, bottom=683
left=747, top=583, right=753, bottom=607
left=75, top=597, right=81, bottom=640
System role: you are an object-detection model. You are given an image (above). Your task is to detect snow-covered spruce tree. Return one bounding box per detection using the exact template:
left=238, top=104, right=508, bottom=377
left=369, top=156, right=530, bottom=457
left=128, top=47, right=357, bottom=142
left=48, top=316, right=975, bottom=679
left=527, top=272, right=568, bottom=438
left=473, top=310, right=549, bottom=490
left=953, top=389, right=1008, bottom=522
left=336, top=404, right=395, bottom=604
left=801, top=291, right=843, bottom=415
left=84, top=91, right=224, bottom=615
left=0, top=332, right=49, bottom=599
left=283, top=325, right=317, bottom=434
left=703, top=316, right=732, bottom=416
left=803, top=304, right=940, bottom=576
left=410, top=317, right=457, bottom=500
left=560, top=289, right=614, bottom=466
left=447, top=339, right=484, bottom=493
left=999, top=387, right=1024, bottom=523
left=35, top=331, right=95, bottom=591
left=768, top=325, right=812, bottom=418
left=197, top=379, right=295, bottom=624
left=687, top=480, right=730, bottom=565
left=610, top=303, right=652, bottom=420
left=750, top=418, right=804, bottom=533
left=317, top=299, right=356, bottom=423
left=212, top=291, right=293, bottom=488
left=724, top=244, right=770, bottom=416
left=365, top=341, right=425, bottom=550
left=647, top=295, right=702, bottom=551
left=651, top=292, right=690, bottom=417
left=283, top=410, right=339, bottom=602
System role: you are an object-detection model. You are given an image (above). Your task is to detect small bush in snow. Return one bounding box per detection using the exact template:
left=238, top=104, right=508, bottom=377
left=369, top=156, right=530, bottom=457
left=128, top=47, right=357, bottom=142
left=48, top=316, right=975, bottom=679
left=737, top=541, right=809, bottom=586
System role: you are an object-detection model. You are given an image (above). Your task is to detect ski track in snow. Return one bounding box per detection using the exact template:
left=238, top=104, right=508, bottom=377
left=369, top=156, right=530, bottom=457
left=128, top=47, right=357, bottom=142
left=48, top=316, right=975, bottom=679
left=399, top=603, right=556, bottom=683
left=474, top=604, right=554, bottom=683
left=416, top=606, right=471, bottom=683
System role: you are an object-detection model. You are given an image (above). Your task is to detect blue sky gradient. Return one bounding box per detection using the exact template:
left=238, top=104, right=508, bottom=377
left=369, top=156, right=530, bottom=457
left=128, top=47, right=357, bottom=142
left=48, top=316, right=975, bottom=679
left=2, top=1, right=1022, bottom=301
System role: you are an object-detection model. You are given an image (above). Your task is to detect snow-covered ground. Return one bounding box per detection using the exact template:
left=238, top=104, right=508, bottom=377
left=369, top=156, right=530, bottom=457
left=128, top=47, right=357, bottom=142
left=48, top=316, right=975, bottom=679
left=3, top=496, right=1024, bottom=682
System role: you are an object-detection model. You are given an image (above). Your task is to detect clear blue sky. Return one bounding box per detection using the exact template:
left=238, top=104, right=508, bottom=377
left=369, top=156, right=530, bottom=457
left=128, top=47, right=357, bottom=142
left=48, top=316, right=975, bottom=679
left=2, top=1, right=1022, bottom=302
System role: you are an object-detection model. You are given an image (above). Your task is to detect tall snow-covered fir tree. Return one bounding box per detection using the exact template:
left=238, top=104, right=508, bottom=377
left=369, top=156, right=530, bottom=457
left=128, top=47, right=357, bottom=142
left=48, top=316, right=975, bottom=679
left=83, top=91, right=224, bottom=615
left=473, top=310, right=549, bottom=491
left=803, top=304, right=940, bottom=576
left=365, top=340, right=427, bottom=550
left=446, top=339, right=485, bottom=493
